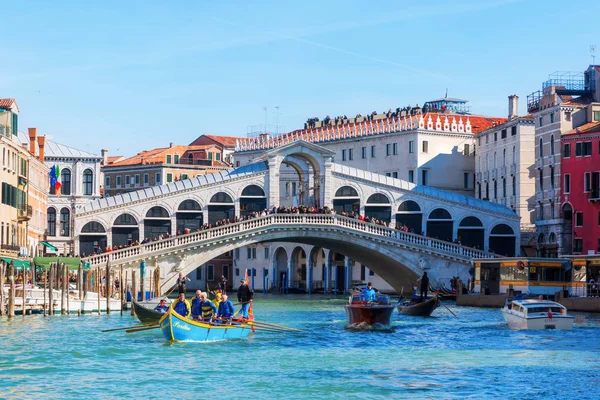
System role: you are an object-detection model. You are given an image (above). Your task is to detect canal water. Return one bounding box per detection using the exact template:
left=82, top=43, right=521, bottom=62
left=1, top=295, right=599, bottom=399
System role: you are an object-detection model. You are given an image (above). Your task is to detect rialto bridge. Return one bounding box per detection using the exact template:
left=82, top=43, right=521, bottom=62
left=77, top=141, right=519, bottom=293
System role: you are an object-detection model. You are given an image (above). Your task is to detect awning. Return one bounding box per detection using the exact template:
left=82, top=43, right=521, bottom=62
left=40, top=241, right=59, bottom=252
left=1, top=257, right=31, bottom=269
left=33, top=257, right=82, bottom=270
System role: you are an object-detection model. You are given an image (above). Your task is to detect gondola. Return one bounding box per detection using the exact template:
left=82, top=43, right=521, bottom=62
left=344, top=293, right=395, bottom=328
left=159, top=307, right=252, bottom=342
left=397, top=294, right=439, bottom=317
left=132, top=300, right=167, bottom=324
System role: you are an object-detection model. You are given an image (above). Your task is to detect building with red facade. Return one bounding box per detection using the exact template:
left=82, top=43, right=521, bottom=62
left=561, top=116, right=600, bottom=255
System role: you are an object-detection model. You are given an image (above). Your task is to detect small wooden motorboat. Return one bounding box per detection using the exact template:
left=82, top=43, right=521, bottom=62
left=159, top=308, right=253, bottom=342
left=132, top=300, right=167, bottom=324
left=344, top=293, right=396, bottom=328
left=397, top=295, right=439, bottom=317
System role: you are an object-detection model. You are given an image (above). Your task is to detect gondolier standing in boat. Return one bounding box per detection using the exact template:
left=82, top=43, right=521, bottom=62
left=171, top=292, right=191, bottom=318
left=176, top=272, right=191, bottom=294
left=419, top=272, right=429, bottom=300
left=217, top=294, right=235, bottom=322
left=238, top=278, right=254, bottom=319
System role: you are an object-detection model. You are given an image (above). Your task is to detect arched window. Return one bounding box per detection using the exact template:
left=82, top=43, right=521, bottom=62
left=47, top=207, right=56, bottom=236
left=512, top=146, right=516, bottom=164
left=81, top=221, right=106, bottom=233
left=61, top=169, right=71, bottom=196
left=366, top=193, right=390, bottom=204
left=485, top=154, right=489, bottom=170
left=550, top=135, right=554, bottom=154
left=146, top=206, right=170, bottom=218
left=458, top=216, right=484, bottom=249
left=512, top=176, right=516, bottom=195
left=397, top=200, right=421, bottom=212
left=427, top=208, right=453, bottom=242
left=539, top=138, right=544, bottom=158
left=493, top=152, right=497, bottom=169
left=60, top=208, right=70, bottom=236
left=178, top=200, right=202, bottom=211
left=241, top=185, right=265, bottom=197
left=210, top=192, right=233, bottom=203
left=503, top=149, right=506, bottom=166
left=459, top=216, right=483, bottom=227
left=429, top=208, right=451, bottom=220
left=114, top=213, right=138, bottom=225
left=491, top=224, right=514, bottom=235
left=83, top=169, right=93, bottom=196
left=335, top=186, right=359, bottom=197
left=489, top=224, right=516, bottom=256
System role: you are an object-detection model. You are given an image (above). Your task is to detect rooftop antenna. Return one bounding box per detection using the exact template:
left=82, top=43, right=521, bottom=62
left=263, top=106, right=268, bottom=134
left=591, top=45, right=596, bottom=64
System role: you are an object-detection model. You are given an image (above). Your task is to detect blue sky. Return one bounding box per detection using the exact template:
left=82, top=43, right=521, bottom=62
left=2, top=0, right=598, bottom=156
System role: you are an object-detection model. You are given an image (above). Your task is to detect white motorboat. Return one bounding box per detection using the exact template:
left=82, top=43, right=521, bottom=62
left=502, top=299, right=574, bottom=330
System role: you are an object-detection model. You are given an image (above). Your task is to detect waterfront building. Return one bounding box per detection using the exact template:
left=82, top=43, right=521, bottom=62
left=528, top=65, right=600, bottom=256
left=474, top=95, right=536, bottom=254
left=188, top=134, right=238, bottom=166
left=102, top=143, right=230, bottom=198
left=560, top=113, right=600, bottom=255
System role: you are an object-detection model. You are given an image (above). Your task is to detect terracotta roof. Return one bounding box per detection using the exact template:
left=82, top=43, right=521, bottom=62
left=0, top=98, right=17, bottom=109
left=106, top=156, right=125, bottom=164
left=190, top=134, right=241, bottom=148
left=108, top=144, right=218, bottom=167
left=452, top=113, right=507, bottom=133
left=563, top=121, right=600, bottom=136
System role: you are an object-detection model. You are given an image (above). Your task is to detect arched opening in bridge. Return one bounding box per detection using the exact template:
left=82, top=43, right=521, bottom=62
left=333, top=186, right=360, bottom=215
left=271, top=247, right=288, bottom=290
left=176, top=200, right=203, bottom=233
left=561, top=203, right=573, bottom=255
left=278, top=150, right=323, bottom=208
left=144, top=206, right=171, bottom=240
left=240, top=185, right=267, bottom=217
left=112, top=213, right=139, bottom=247
left=457, top=216, right=484, bottom=249
left=208, top=192, right=234, bottom=225
left=427, top=208, right=453, bottom=242
left=79, top=221, right=107, bottom=256
left=364, top=193, right=391, bottom=223
left=308, top=247, right=326, bottom=292
left=489, top=224, right=516, bottom=256
left=290, top=246, right=307, bottom=290
left=396, top=200, right=422, bottom=233
left=329, top=252, right=347, bottom=292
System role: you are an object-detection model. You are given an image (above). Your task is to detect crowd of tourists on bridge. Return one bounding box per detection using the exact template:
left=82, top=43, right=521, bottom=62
left=304, top=105, right=422, bottom=129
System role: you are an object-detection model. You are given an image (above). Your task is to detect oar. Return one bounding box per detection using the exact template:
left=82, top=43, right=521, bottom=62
left=102, top=323, right=158, bottom=333
left=248, top=320, right=306, bottom=332
left=437, top=296, right=457, bottom=317
left=126, top=326, right=161, bottom=333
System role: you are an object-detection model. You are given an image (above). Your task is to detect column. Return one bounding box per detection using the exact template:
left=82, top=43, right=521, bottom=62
left=286, top=258, right=293, bottom=293
left=333, top=265, right=339, bottom=295
left=344, top=256, right=352, bottom=295
left=321, top=156, right=333, bottom=208
left=267, top=155, right=282, bottom=208
left=307, top=256, right=314, bottom=295
left=324, top=256, right=332, bottom=295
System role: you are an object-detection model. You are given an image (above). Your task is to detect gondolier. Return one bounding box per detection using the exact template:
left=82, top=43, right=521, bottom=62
left=237, top=278, right=254, bottom=319
left=176, top=273, right=191, bottom=294
left=419, top=272, right=429, bottom=300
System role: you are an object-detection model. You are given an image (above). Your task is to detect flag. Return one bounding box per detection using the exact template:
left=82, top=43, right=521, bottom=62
left=547, top=308, right=552, bottom=320
left=48, top=165, right=62, bottom=195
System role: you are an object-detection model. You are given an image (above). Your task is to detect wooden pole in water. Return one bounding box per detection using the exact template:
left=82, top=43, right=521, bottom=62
left=43, top=268, right=47, bottom=317
left=149, top=267, right=153, bottom=300
left=0, top=261, right=5, bottom=316
left=48, top=264, right=53, bottom=316
left=120, top=266, right=124, bottom=316
left=78, top=263, right=83, bottom=300
left=155, top=263, right=161, bottom=297
left=22, top=263, right=26, bottom=317
left=131, top=269, right=137, bottom=316
left=97, top=266, right=101, bottom=315
left=106, top=261, right=111, bottom=315
left=8, top=261, right=15, bottom=318
left=60, top=263, right=66, bottom=315
left=140, top=261, right=145, bottom=302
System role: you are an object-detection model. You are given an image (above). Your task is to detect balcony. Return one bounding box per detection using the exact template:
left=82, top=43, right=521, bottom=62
left=536, top=158, right=543, bottom=169
left=491, top=169, right=497, bottom=180
left=483, top=171, right=489, bottom=181
left=547, top=189, right=557, bottom=201
left=536, top=192, right=544, bottom=202
left=590, top=189, right=600, bottom=202
left=17, top=205, right=33, bottom=222
left=500, top=166, right=507, bottom=178
left=0, top=244, right=20, bottom=256
left=510, top=164, right=517, bottom=176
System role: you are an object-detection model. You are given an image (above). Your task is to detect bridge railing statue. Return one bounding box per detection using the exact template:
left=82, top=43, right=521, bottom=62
left=82, top=214, right=496, bottom=267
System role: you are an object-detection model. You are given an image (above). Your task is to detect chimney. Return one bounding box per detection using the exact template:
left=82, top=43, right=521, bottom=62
left=37, top=135, right=46, bottom=162
left=169, top=142, right=174, bottom=148
left=508, top=95, right=519, bottom=120
left=28, top=127, right=37, bottom=156
left=101, top=149, right=108, bottom=165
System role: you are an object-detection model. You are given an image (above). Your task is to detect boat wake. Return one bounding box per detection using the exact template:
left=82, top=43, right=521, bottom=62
left=345, top=322, right=395, bottom=332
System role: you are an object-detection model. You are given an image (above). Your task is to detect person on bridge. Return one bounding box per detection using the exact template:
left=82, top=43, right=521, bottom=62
left=237, top=278, right=254, bottom=319
left=420, top=272, right=429, bottom=300
left=217, top=294, right=235, bottom=322
left=171, top=293, right=191, bottom=318
left=191, top=290, right=203, bottom=319
left=360, top=282, right=376, bottom=302
left=154, top=299, right=169, bottom=313
left=176, top=273, right=191, bottom=295
left=198, top=292, right=217, bottom=322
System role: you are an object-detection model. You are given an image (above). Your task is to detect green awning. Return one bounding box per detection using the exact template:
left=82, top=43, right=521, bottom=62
left=40, top=241, right=59, bottom=252
left=1, top=257, right=31, bottom=269
left=33, top=257, right=82, bottom=270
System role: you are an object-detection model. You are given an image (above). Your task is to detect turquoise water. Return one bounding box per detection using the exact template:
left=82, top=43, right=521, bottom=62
left=1, top=295, right=599, bottom=399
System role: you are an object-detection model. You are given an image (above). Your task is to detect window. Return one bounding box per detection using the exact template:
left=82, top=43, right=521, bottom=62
left=60, top=208, right=70, bottom=236
left=370, top=145, right=375, bottom=158
left=408, top=170, right=414, bottom=183
left=361, top=265, right=366, bottom=281
left=576, top=142, right=582, bottom=157
left=196, top=267, right=202, bottom=280
left=125, top=175, right=131, bottom=186
left=422, top=170, right=428, bottom=186
left=563, top=143, right=571, bottom=158
left=393, top=143, right=398, bottom=155
left=485, top=182, right=489, bottom=199
left=341, top=149, right=346, bottom=161
left=135, top=174, right=140, bottom=186
left=502, top=178, right=506, bottom=197
left=477, top=183, right=481, bottom=198
left=583, top=141, right=592, bottom=156
left=166, top=154, right=172, bottom=164
left=539, top=117, right=543, bottom=127
left=207, top=265, right=214, bottom=281
left=486, top=134, right=489, bottom=144
left=234, top=248, right=239, bottom=259
left=104, top=176, right=110, bottom=188
left=539, top=169, right=544, bottom=191
left=83, top=169, right=93, bottom=195
left=116, top=176, right=122, bottom=188
left=564, top=174, right=570, bottom=193
left=464, top=144, right=470, bottom=156
left=247, top=247, right=256, bottom=259
left=348, top=148, right=353, bottom=161
left=385, top=172, right=391, bottom=177
left=236, top=161, right=241, bottom=168
left=539, top=138, right=544, bottom=158
left=392, top=172, right=398, bottom=179
left=574, top=238, right=583, bottom=253
left=512, top=176, right=516, bottom=195
left=512, top=146, right=516, bottom=164
left=208, top=152, right=213, bottom=160
left=369, top=269, right=375, bottom=276
left=511, top=126, right=517, bottom=136
left=422, top=141, right=428, bottom=153
left=386, top=144, right=391, bottom=156
left=575, top=212, right=583, bottom=227
left=144, top=174, right=149, bottom=186
left=361, top=147, right=366, bottom=159
left=463, top=172, right=470, bottom=189
left=47, top=208, right=56, bottom=236
left=550, top=135, right=554, bottom=154
left=155, top=173, right=161, bottom=184
left=61, top=169, right=71, bottom=195
left=167, top=173, right=173, bottom=183
left=501, top=129, right=507, bottom=139
left=494, top=180, right=497, bottom=199
left=585, top=172, right=591, bottom=192
left=264, top=247, right=269, bottom=259
left=181, top=174, right=188, bottom=180
left=216, top=153, right=221, bottom=161
left=550, top=113, right=555, bottom=123
left=408, top=141, right=414, bottom=153
left=550, top=167, right=554, bottom=188
left=174, top=154, right=180, bottom=163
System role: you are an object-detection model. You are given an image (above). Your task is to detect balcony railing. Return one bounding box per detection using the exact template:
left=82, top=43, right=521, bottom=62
left=548, top=154, right=555, bottom=166
left=17, top=205, right=33, bottom=222
left=536, top=158, right=543, bottom=169
left=590, top=189, right=600, bottom=202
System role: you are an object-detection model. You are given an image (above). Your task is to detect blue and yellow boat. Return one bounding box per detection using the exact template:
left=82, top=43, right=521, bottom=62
left=159, top=308, right=252, bottom=342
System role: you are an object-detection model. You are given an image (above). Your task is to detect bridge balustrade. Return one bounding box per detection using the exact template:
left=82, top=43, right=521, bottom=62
left=83, top=214, right=495, bottom=267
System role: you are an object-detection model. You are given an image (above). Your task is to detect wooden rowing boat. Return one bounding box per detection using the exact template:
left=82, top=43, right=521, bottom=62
left=132, top=300, right=166, bottom=324
left=159, top=308, right=252, bottom=342
left=397, top=295, right=439, bottom=317
left=344, top=293, right=395, bottom=328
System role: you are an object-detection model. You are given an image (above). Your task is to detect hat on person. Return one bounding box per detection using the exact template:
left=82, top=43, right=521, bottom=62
left=240, top=279, right=245, bottom=283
